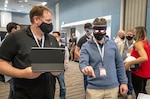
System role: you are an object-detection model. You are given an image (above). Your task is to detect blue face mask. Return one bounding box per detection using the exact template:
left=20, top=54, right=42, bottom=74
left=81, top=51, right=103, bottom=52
left=87, top=29, right=93, bottom=35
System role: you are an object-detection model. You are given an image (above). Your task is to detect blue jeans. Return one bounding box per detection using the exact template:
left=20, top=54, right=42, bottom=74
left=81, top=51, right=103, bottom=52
left=126, top=70, right=133, bottom=95
left=57, top=72, right=66, bottom=99
left=8, top=79, right=13, bottom=99
left=83, top=75, right=88, bottom=91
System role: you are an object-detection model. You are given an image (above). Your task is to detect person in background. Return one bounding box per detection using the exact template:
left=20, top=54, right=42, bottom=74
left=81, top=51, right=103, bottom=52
left=124, top=26, right=150, bottom=98
left=79, top=17, right=128, bottom=99
left=52, top=31, right=69, bottom=99
left=114, top=30, right=126, bottom=46
left=118, top=29, right=135, bottom=99
left=75, top=23, right=92, bottom=92
left=0, top=5, right=60, bottom=99
left=0, top=22, right=21, bottom=44
left=0, top=74, right=4, bottom=82
left=6, top=22, right=21, bottom=37
left=69, top=33, right=77, bottom=61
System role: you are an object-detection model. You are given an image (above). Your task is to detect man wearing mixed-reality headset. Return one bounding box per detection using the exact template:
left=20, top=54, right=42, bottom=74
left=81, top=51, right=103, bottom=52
left=79, top=18, right=128, bottom=99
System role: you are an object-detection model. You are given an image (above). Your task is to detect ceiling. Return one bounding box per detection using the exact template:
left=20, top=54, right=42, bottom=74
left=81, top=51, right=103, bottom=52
left=0, top=0, right=59, bottom=14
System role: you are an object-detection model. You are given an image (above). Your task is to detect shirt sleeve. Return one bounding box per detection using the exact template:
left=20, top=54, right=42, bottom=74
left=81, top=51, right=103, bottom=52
left=0, top=34, right=17, bottom=61
left=79, top=44, right=90, bottom=71
left=77, top=38, right=82, bottom=48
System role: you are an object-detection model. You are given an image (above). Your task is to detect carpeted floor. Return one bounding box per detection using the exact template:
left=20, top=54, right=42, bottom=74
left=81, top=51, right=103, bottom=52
left=0, top=61, right=85, bottom=99
left=1, top=61, right=150, bottom=99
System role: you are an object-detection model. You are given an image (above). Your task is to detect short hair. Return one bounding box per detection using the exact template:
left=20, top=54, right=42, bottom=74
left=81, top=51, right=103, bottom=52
left=118, top=30, right=125, bottom=35
left=84, top=23, right=92, bottom=29
left=29, top=5, right=52, bottom=23
left=53, top=31, right=60, bottom=36
left=127, top=29, right=134, bottom=33
left=6, top=22, right=19, bottom=33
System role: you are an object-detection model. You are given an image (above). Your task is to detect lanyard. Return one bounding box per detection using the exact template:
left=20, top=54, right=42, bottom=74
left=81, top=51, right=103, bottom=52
left=93, top=37, right=105, bottom=62
left=32, top=33, right=45, bottom=48
left=126, top=41, right=134, bottom=49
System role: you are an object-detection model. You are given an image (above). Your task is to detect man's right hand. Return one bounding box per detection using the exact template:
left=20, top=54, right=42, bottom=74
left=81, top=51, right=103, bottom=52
left=23, top=67, right=42, bottom=79
left=81, top=66, right=96, bottom=78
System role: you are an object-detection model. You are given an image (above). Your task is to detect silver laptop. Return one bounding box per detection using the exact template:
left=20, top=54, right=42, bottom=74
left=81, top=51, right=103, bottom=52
left=30, top=47, right=65, bottom=72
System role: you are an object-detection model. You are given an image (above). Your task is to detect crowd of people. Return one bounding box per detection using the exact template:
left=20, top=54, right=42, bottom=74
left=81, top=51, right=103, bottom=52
left=0, top=4, right=150, bottom=99
left=69, top=18, right=150, bottom=99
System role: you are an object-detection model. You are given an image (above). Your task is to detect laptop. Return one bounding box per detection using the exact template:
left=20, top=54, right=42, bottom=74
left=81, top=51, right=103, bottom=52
left=30, top=47, right=65, bottom=72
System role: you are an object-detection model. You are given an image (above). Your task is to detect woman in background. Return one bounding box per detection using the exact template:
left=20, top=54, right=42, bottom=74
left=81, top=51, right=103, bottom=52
left=124, top=26, right=150, bottom=98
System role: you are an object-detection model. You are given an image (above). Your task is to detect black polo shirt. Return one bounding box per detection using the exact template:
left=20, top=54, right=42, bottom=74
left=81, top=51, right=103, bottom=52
left=77, top=34, right=89, bottom=48
left=0, top=26, right=58, bottom=99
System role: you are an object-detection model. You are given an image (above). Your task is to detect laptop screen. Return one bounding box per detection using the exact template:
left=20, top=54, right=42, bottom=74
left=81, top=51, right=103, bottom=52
left=30, top=47, right=65, bottom=72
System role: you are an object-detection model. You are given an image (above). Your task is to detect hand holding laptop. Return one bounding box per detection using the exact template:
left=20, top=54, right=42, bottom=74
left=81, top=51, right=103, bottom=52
left=23, top=67, right=42, bottom=79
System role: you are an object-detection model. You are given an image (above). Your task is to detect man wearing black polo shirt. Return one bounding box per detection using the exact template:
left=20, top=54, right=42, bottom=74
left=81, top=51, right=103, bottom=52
left=75, top=23, right=92, bottom=92
left=0, top=5, right=59, bottom=99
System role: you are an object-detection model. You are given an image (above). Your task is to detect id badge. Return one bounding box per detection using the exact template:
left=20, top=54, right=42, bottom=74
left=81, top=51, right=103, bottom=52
left=126, top=52, right=131, bottom=57
left=99, top=67, right=107, bottom=77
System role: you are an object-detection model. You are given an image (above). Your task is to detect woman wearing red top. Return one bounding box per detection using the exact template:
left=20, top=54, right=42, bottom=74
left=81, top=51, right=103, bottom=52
left=125, top=26, right=150, bottom=98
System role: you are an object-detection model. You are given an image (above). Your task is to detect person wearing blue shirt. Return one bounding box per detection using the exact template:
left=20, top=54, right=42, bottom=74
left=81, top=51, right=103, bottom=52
left=79, top=18, right=128, bottom=99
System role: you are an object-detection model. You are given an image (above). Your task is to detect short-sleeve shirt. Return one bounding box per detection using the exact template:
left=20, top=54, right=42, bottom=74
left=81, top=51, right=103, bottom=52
left=77, top=35, right=89, bottom=48
left=0, top=26, right=59, bottom=99
left=72, top=37, right=77, bottom=45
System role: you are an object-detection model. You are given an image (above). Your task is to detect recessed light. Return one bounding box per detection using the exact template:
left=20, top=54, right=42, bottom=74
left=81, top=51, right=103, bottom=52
left=5, top=0, right=8, bottom=4
left=42, top=2, right=47, bottom=6
left=4, top=4, right=7, bottom=7
left=21, top=5, right=24, bottom=7
left=24, top=0, right=28, bottom=2
left=18, top=0, right=23, bottom=3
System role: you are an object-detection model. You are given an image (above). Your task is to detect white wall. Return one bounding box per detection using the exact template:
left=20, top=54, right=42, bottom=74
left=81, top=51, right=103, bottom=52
left=0, top=11, right=12, bottom=27
left=61, top=15, right=112, bottom=42
left=75, top=25, right=84, bottom=41
left=54, top=3, right=59, bottom=31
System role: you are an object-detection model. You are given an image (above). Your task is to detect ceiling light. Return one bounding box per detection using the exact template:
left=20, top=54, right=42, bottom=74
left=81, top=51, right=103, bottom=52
left=4, top=4, right=7, bottom=7
left=24, top=0, right=28, bottom=2
left=18, top=0, right=23, bottom=3
left=42, top=2, right=47, bottom=6
left=21, top=5, right=24, bottom=7
left=5, top=0, right=8, bottom=4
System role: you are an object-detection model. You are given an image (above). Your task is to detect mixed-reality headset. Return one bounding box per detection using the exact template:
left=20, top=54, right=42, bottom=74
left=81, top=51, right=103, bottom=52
left=93, top=25, right=107, bottom=33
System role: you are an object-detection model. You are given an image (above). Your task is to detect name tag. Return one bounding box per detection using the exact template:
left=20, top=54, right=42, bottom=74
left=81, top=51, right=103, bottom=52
left=99, top=67, right=107, bottom=77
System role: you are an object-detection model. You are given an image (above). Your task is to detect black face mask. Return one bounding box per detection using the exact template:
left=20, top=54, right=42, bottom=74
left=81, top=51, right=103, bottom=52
left=94, top=33, right=105, bottom=41
left=39, top=22, right=53, bottom=34
left=121, top=36, right=125, bottom=40
left=126, top=36, right=133, bottom=40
